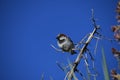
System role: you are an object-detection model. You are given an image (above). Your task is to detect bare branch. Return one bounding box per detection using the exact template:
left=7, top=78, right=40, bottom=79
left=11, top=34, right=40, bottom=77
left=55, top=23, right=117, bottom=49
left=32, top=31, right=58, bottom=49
left=56, top=61, right=66, bottom=71
left=75, top=34, right=89, bottom=49
left=67, top=59, right=78, bottom=80
left=76, top=69, right=87, bottom=80
left=93, top=37, right=99, bottom=55
left=66, top=10, right=100, bottom=80
left=64, top=72, right=69, bottom=80
left=51, top=44, right=63, bottom=52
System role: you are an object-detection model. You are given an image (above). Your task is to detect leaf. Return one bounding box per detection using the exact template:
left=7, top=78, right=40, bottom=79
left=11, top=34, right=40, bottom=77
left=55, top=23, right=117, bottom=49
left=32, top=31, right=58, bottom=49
left=102, top=48, right=110, bottom=80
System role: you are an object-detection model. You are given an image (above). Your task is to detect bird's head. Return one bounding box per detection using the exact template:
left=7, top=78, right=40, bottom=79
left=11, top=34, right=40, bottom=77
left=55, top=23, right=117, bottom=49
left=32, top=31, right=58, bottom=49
left=56, top=34, right=67, bottom=41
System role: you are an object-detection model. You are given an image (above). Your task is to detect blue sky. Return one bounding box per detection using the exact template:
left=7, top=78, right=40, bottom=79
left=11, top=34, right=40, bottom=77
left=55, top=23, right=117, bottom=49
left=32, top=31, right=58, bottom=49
left=0, top=0, right=119, bottom=80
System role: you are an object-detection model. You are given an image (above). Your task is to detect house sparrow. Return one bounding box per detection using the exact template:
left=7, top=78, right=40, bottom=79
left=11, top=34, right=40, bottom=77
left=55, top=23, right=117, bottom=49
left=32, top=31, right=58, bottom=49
left=56, top=34, right=76, bottom=55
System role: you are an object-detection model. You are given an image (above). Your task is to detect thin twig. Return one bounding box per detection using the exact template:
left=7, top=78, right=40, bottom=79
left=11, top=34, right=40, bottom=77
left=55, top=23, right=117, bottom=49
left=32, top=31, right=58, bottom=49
left=91, top=74, right=98, bottom=80
left=86, top=64, right=91, bottom=80
left=56, top=61, right=66, bottom=71
left=93, top=37, right=99, bottom=55
left=86, top=48, right=94, bottom=61
left=56, top=61, right=71, bottom=73
left=64, top=72, right=69, bottom=80
left=83, top=54, right=91, bottom=80
left=83, top=54, right=89, bottom=67
left=51, top=44, right=62, bottom=52
left=75, top=34, right=89, bottom=49
left=76, top=69, right=87, bottom=80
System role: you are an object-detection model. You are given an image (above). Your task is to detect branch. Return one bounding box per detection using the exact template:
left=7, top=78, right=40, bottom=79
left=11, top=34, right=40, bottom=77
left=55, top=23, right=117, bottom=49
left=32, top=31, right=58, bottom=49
left=66, top=10, right=100, bottom=80
left=75, top=34, right=89, bottom=49
left=51, top=44, right=62, bottom=52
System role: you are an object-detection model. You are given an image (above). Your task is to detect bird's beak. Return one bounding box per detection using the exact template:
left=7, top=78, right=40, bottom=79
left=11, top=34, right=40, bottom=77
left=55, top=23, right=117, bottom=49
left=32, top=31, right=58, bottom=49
left=56, top=36, right=59, bottom=40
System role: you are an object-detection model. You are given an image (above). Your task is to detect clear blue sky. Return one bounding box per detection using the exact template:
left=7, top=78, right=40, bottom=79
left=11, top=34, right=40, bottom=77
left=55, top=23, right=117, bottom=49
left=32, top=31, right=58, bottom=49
left=0, top=0, right=119, bottom=80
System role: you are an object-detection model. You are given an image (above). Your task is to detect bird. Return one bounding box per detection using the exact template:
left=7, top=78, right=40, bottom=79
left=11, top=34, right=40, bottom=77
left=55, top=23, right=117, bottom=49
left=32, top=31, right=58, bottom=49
left=56, top=33, right=76, bottom=55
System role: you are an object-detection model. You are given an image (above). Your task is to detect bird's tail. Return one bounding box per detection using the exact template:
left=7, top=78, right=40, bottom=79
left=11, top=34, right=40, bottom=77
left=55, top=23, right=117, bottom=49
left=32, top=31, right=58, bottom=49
left=71, top=50, right=77, bottom=55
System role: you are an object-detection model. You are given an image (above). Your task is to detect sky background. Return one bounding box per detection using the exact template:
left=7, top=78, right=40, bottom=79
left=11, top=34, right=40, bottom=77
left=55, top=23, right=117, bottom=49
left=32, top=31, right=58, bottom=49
left=0, top=0, right=120, bottom=80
